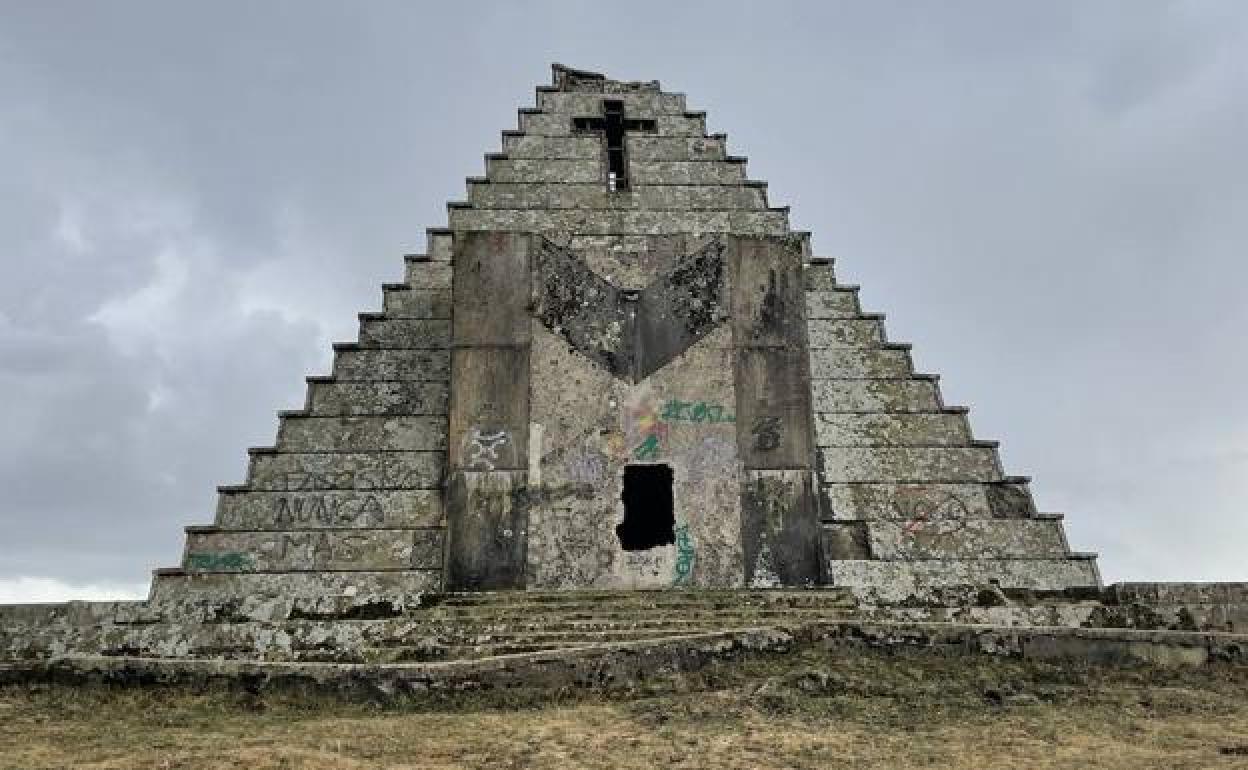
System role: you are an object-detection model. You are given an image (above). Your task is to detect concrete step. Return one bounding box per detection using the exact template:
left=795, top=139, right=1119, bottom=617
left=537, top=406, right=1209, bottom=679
left=446, top=206, right=788, bottom=236
left=416, top=607, right=855, bottom=625
left=379, top=286, right=452, bottom=319
left=431, top=589, right=855, bottom=609
left=331, top=348, right=450, bottom=382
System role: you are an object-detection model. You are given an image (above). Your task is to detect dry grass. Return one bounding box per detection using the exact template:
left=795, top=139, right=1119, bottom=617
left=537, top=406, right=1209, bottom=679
left=3, top=647, right=1248, bottom=769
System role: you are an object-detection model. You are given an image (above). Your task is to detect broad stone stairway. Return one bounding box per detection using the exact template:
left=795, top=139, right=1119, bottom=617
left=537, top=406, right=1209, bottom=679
left=0, top=589, right=856, bottom=664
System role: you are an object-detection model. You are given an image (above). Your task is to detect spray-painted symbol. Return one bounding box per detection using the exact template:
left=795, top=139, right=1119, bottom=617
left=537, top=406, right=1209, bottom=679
left=467, top=428, right=509, bottom=471
left=673, top=524, right=696, bottom=583
left=634, top=434, right=661, bottom=461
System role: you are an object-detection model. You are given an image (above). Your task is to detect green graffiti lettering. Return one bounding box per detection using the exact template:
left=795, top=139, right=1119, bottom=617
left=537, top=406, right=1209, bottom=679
left=634, top=434, right=661, bottom=461
left=673, top=524, right=696, bottom=583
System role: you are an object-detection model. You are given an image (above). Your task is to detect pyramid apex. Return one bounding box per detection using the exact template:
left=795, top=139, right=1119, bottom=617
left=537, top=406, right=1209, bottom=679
left=550, top=63, right=661, bottom=93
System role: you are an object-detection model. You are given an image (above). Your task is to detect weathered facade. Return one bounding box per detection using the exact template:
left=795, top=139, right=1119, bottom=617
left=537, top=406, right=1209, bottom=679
left=150, top=63, right=1102, bottom=606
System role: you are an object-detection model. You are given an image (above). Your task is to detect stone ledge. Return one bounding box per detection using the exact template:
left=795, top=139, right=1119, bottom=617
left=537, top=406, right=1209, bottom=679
left=3, top=620, right=1243, bottom=697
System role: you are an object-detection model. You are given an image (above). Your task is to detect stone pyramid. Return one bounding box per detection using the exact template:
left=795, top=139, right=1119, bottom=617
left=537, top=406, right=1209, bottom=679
left=149, top=63, right=1099, bottom=610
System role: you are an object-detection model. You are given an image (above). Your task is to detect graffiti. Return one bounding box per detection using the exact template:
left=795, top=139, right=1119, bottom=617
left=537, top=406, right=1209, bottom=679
left=185, top=551, right=253, bottom=571
left=687, top=435, right=736, bottom=485
left=277, top=532, right=371, bottom=565
left=252, top=462, right=438, bottom=492
left=751, top=415, right=783, bottom=451
left=660, top=399, right=735, bottom=424
left=894, top=489, right=970, bottom=534
left=629, top=400, right=669, bottom=461
left=273, top=494, right=384, bottom=527
left=634, top=434, right=661, bottom=461
left=673, top=524, right=696, bottom=583
left=564, top=446, right=607, bottom=484
left=466, top=428, right=509, bottom=471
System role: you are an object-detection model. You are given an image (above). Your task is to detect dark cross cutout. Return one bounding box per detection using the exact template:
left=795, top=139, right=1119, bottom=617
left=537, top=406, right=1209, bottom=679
left=572, top=99, right=656, bottom=192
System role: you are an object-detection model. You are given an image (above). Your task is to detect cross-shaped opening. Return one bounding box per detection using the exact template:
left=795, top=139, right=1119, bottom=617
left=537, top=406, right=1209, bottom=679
left=572, top=99, right=656, bottom=192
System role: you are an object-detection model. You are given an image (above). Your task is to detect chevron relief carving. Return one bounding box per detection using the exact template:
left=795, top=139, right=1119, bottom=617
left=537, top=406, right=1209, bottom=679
left=532, top=237, right=727, bottom=383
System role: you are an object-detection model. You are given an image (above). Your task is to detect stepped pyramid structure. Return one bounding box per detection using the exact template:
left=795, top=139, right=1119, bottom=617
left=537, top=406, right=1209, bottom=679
left=37, top=64, right=1248, bottom=675
left=158, top=63, right=1099, bottom=603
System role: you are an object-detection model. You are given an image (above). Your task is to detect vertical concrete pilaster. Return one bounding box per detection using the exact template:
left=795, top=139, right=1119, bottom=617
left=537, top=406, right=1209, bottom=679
left=728, top=236, right=822, bottom=586
left=446, top=232, right=532, bottom=590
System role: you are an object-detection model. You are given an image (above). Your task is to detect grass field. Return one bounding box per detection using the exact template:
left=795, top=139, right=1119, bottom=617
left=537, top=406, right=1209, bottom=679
left=3, top=646, right=1248, bottom=769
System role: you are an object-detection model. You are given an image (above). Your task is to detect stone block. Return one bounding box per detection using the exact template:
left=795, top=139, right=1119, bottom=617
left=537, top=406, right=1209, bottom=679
left=805, top=290, right=861, bottom=319
left=278, top=416, right=447, bottom=452
left=148, top=569, right=441, bottom=603
left=809, top=348, right=913, bottom=379
left=501, top=134, right=601, bottom=159
left=812, top=379, right=942, bottom=413
left=358, top=319, right=451, bottom=349
left=630, top=160, right=745, bottom=185
left=535, top=90, right=687, bottom=115
left=807, top=319, right=884, bottom=348
left=382, top=288, right=451, bottom=318
left=627, top=136, right=727, bottom=161
left=447, top=208, right=788, bottom=236
left=803, top=264, right=838, bottom=290
left=215, top=489, right=443, bottom=529
left=467, top=183, right=764, bottom=210
left=852, top=518, right=1069, bottom=560
left=740, top=470, right=822, bottom=587
left=427, top=231, right=454, bottom=262
left=446, top=471, right=529, bottom=590
left=405, top=261, right=453, bottom=288
left=818, top=446, right=1002, bottom=483
left=1107, top=582, right=1248, bottom=606
left=451, top=231, right=532, bottom=347
left=247, top=451, right=444, bottom=491
left=487, top=158, right=602, bottom=184
left=515, top=111, right=705, bottom=137
left=306, top=381, right=449, bottom=416
left=657, top=114, right=707, bottom=136
left=825, top=559, right=1101, bottom=603
left=183, top=529, right=444, bottom=572
left=820, top=481, right=1036, bottom=520
left=815, top=412, right=971, bottom=447
left=332, top=349, right=450, bottom=382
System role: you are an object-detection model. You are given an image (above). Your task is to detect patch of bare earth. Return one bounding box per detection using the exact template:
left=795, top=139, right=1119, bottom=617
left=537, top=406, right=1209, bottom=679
left=3, top=647, right=1248, bottom=769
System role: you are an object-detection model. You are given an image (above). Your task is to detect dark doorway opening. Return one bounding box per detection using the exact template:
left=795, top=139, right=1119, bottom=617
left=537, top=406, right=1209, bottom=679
left=617, top=464, right=675, bottom=551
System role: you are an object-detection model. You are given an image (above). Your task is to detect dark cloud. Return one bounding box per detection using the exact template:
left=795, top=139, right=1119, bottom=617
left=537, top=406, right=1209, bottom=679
left=1, top=1, right=1244, bottom=594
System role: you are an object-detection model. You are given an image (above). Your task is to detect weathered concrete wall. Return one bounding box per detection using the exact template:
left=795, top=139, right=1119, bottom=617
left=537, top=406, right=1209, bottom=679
left=526, top=322, right=743, bottom=589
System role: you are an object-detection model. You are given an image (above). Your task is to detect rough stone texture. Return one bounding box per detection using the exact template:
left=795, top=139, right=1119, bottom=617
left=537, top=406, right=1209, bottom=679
left=216, top=489, right=443, bottom=530
left=182, top=529, right=444, bottom=572
left=825, top=519, right=1070, bottom=560
left=332, top=350, right=450, bottom=382
left=247, top=451, right=444, bottom=491
left=3, top=616, right=1244, bottom=698
left=277, top=418, right=447, bottom=452
left=0, top=63, right=1129, bottom=665
left=820, top=481, right=1036, bottom=520
left=815, top=413, right=972, bottom=446
left=825, top=559, right=1101, bottom=603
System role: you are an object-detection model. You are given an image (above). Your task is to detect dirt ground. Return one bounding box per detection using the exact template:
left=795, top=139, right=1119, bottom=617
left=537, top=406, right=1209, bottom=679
left=3, top=646, right=1248, bottom=769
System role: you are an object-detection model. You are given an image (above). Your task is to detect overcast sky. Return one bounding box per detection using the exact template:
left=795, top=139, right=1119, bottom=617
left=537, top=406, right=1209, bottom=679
left=1, top=1, right=1244, bottom=601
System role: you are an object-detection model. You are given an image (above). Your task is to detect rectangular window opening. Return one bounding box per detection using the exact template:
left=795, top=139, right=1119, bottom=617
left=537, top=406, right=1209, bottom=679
left=617, top=464, right=675, bottom=551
